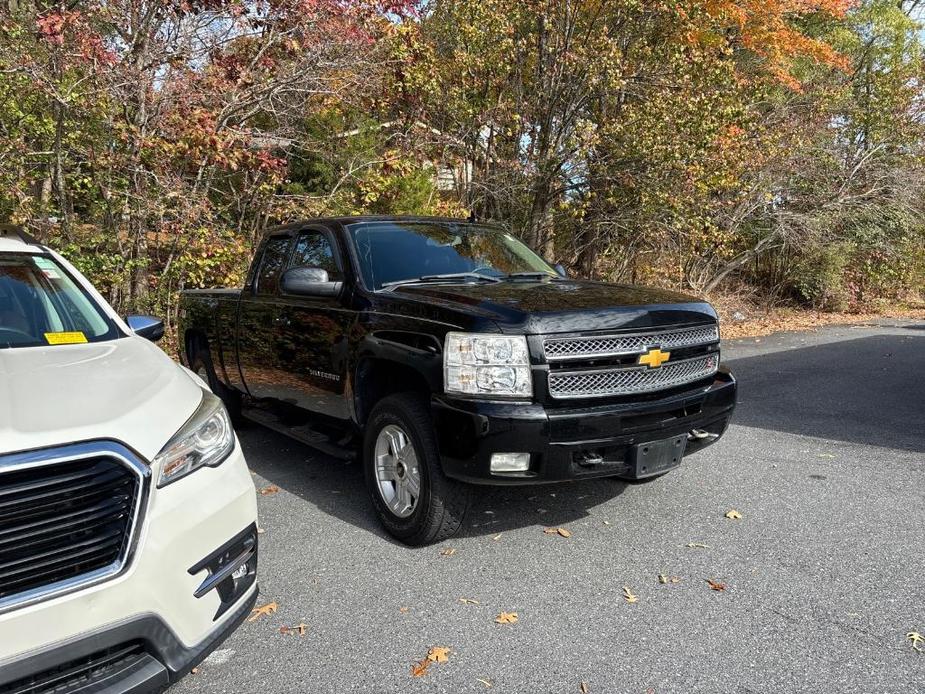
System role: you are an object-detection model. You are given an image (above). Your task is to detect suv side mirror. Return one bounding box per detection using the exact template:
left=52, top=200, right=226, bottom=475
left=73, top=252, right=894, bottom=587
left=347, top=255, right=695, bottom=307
left=553, top=263, right=568, bottom=278
left=280, top=266, right=343, bottom=298
left=126, top=315, right=165, bottom=342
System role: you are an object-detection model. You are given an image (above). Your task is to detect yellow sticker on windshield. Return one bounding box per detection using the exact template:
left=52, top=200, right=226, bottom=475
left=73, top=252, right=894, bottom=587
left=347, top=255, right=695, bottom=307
left=45, top=331, right=88, bottom=345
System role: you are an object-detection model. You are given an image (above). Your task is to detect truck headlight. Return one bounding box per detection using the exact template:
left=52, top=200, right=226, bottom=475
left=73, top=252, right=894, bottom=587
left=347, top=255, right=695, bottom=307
left=155, top=389, right=235, bottom=487
left=444, top=332, right=532, bottom=398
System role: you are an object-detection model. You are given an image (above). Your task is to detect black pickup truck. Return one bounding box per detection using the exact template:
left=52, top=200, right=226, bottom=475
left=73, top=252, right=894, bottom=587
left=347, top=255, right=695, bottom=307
left=179, top=216, right=736, bottom=545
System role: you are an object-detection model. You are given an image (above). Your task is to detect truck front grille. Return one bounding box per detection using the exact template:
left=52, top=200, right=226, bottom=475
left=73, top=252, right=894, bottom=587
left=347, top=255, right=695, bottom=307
left=0, top=444, right=144, bottom=610
left=547, top=354, right=719, bottom=399
left=543, top=324, right=719, bottom=361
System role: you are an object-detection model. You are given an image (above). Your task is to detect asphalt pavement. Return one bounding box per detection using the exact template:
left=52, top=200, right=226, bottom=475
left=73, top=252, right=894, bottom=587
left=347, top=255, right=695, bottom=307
left=173, top=320, right=925, bottom=694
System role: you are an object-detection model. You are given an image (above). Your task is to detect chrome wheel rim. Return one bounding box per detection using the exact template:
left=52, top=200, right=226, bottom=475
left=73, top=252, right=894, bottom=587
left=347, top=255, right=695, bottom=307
left=374, top=424, right=421, bottom=519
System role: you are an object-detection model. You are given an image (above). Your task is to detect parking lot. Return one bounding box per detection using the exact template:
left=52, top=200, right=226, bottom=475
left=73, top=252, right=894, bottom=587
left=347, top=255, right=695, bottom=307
left=174, top=320, right=925, bottom=693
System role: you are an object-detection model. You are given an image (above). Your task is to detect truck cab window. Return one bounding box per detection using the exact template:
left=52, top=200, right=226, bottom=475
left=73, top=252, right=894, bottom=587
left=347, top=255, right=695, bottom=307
left=291, top=231, right=340, bottom=281
left=255, top=236, right=291, bottom=295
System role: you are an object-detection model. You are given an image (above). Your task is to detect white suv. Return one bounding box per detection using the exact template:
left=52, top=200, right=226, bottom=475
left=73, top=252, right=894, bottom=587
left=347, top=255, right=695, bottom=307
left=0, top=226, right=258, bottom=692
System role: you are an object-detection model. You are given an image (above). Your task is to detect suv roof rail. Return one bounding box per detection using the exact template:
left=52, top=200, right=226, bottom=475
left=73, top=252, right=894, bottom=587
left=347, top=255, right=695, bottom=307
left=0, top=224, right=40, bottom=246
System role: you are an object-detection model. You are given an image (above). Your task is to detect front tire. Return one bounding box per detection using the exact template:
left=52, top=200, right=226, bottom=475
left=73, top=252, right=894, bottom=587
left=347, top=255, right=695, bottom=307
left=189, top=348, right=243, bottom=426
left=363, top=393, right=471, bottom=545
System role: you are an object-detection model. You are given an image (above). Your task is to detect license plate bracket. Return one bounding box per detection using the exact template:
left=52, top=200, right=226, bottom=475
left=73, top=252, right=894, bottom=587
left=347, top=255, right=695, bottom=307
left=627, top=435, right=687, bottom=478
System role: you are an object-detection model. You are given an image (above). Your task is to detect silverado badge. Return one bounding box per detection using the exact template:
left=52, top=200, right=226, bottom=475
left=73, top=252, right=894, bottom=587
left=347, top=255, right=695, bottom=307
left=638, top=347, right=671, bottom=368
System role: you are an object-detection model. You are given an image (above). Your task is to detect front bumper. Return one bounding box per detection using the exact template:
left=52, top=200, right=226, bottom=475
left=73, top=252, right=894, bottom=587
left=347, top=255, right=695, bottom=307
left=433, top=368, right=737, bottom=484
left=0, top=442, right=258, bottom=693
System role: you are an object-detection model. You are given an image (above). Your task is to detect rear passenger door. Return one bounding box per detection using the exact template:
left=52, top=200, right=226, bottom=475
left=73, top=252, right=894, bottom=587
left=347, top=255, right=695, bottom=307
left=274, top=227, right=354, bottom=421
left=236, top=234, right=293, bottom=401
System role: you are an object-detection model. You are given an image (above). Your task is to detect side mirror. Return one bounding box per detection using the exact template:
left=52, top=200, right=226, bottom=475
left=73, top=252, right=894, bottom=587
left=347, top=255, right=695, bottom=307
left=280, top=266, right=343, bottom=298
left=553, top=263, right=568, bottom=278
left=126, top=315, right=164, bottom=342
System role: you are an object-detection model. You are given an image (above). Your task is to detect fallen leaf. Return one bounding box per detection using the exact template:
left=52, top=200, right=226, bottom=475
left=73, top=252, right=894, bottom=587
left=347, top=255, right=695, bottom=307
left=725, top=509, right=743, bottom=520
left=476, top=678, right=493, bottom=688
left=602, top=520, right=611, bottom=526
left=658, top=574, right=682, bottom=584
left=544, top=527, right=571, bottom=537
left=440, top=547, right=457, bottom=557
left=411, top=660, right=431, bottom=678
left=191, top=668, right=199, bottom=675
left=257, top=527, right=266, bottom=534
left=622, top=586, right=639, bottom=603
left=258, top=485, right=279, bottom=495
left=459, top=598, right=480, bottom=605
left=280, top=623, right=307, bottom=637
left=248, top=601, right=278, bottom=622
left=907, top=631, right=924, bottom=652
left=686, top=542, right=711, bottom=549
left=492, top=533, right=502, bottom=541
left=817, top=453, right=836, bottom=459
left=580, top=683, right=589, bottom=693
left=495, top=611, right=518, bottom=624
left=399, top=607, right=410, bottom=613
left=706, top=579, right=727, bottom=592
left=427, top=647, right=451, bottom=663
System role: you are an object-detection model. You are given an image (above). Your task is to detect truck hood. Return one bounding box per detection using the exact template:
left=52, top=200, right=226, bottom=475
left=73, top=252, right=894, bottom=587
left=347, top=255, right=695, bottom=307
left=0, top=336, right=202, bottom=460
left=390, top=279, right=717, bottom=333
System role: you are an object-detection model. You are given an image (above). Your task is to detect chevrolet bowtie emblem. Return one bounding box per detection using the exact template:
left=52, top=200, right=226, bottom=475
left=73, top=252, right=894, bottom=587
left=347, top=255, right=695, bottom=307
left=638, top=347, right=671, bottom=368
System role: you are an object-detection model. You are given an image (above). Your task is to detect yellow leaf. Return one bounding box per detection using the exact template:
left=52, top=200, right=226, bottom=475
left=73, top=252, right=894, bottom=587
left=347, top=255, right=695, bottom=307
left=440, top=548, right=457, bottom=556
left=495, top=611, right=518, bottom=624
left=907, top=631, right=924, bottom=652
left=427, top=647, right=451, bottom=663
left=622, top=586, right=638, bottom=603
left=248, top=601, right=278, bottom=622
left=725, top=509, right=743, bottom=520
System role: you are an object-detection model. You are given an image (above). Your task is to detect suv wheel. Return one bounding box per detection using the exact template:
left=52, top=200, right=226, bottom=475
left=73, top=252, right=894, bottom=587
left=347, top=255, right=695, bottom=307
left=363, top=393, right=471, bottom=545
left=189, top=348, right=243, bottom=425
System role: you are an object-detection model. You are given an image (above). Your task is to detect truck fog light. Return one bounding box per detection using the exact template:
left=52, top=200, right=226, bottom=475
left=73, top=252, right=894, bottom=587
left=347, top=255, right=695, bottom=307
left=491, top=452, right=531, bottom=473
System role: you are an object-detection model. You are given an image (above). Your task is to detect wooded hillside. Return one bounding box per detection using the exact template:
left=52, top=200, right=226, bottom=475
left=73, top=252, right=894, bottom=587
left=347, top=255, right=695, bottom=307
left=2, top=0, right=923, bottom=330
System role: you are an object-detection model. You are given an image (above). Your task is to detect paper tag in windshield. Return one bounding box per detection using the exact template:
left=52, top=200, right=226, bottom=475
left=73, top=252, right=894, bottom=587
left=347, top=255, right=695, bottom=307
left=45, top=331, right=88, bottom=345
left=33, top=257, right=61, bottom=279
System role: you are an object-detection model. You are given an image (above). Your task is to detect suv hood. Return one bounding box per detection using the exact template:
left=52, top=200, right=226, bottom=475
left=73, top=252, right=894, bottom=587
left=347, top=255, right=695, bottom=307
left=391, top=279, right=717, bottom=333
left=0, top=337, right=202, bottom=460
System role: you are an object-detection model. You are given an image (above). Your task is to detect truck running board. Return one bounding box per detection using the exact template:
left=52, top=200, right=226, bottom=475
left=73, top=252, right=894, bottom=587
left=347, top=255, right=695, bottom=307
left=242, top=408, right=357, bottom=462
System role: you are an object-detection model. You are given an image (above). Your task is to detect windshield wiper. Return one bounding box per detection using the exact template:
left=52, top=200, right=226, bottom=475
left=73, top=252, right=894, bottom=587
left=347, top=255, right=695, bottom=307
left=380, top=272, right=503, bottom=290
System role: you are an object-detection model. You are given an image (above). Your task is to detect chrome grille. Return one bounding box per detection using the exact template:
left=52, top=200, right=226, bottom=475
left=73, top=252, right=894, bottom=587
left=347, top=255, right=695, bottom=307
left=547, top=354, right=719, bottom=399
left=543, top=324, right=719, bottom=361
left=0, top=442, right=146, bottom=612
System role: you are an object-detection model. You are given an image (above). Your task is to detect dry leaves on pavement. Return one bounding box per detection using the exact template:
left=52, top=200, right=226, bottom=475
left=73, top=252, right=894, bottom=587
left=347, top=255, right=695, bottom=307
left=440, top=547, right=457, bottom=557
left=495, top=611, right=519, bottom=624
left=706, top=579, right=728, bottom=592
left=658, top=574, right=682, bottom=584
left=622, top=586, right=639, bottom=603
left=580, top=683, right=589, bottom=693
left=279, top=623, right=307, bottom=637
left=476, top=678, right=493, bottom=688
left=685, top=542, right=711, bottom=549
left=492, top=533, right=503, bottom=541
left=248, top=602, right=278, bottom=622
left=411, top=647, right=452, bottom=677
left=907, top=631, right=924, bottom=652
left=459, top=598, right=480, bottom=605
left=725, top=509, right=743, bottom=520
left=258, top=485, right=280, bottom=496
left=544, top=527, right=572, bottom=537
left=399, top=607, right=410, bottom=613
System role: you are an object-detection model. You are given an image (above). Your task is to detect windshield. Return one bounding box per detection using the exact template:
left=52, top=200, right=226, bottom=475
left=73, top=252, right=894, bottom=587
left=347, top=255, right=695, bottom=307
left=347, top=221, right=556, bottom=290
left=0, top=253, right=122, bottom=348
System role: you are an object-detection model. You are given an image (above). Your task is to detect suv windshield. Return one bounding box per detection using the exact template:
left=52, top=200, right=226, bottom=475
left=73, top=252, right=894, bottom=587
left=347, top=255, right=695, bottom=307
left=347, top=221, right=557, bottom=290
left=0, top=253, right=121, bottom=348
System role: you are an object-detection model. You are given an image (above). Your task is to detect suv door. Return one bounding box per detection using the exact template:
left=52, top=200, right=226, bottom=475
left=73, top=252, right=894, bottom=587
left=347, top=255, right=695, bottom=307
left=274, top=226, right=354, bottom=420
left=236, top=233, right=293, bottom=400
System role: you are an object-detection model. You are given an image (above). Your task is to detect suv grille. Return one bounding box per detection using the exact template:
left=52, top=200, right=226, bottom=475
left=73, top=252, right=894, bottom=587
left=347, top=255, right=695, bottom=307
left=548, top=354, right=719, bottom=399
left=0, top=449, right=141, bottom=609
left=543, top=324, right=719, bottom=361
left=0, top=641, right=148, bottom=694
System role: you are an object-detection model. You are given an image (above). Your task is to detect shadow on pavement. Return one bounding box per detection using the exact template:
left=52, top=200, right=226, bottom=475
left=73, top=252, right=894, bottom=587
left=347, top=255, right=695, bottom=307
left=238, top=425, right=627, bottom=543
left=726, top=334, right=925, bottom=452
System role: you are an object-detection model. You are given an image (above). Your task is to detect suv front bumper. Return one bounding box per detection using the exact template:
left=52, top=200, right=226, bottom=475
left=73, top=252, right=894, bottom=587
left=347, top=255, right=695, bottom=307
left=0, top=443, right=258, bottom=694
left=433, top=368, right=737, bottom=484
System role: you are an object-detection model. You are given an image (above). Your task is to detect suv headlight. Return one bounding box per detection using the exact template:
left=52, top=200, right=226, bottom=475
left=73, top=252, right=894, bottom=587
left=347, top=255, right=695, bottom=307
left=155, top=389, right=235, bottom=487
left=444, top=332, right=532, bottom=398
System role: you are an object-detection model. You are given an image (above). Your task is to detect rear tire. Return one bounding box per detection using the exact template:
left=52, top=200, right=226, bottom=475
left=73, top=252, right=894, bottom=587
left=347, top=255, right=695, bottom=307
left=363, top=393, right=471, bottom=545
left=189, top=348, right=243, bottom=426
